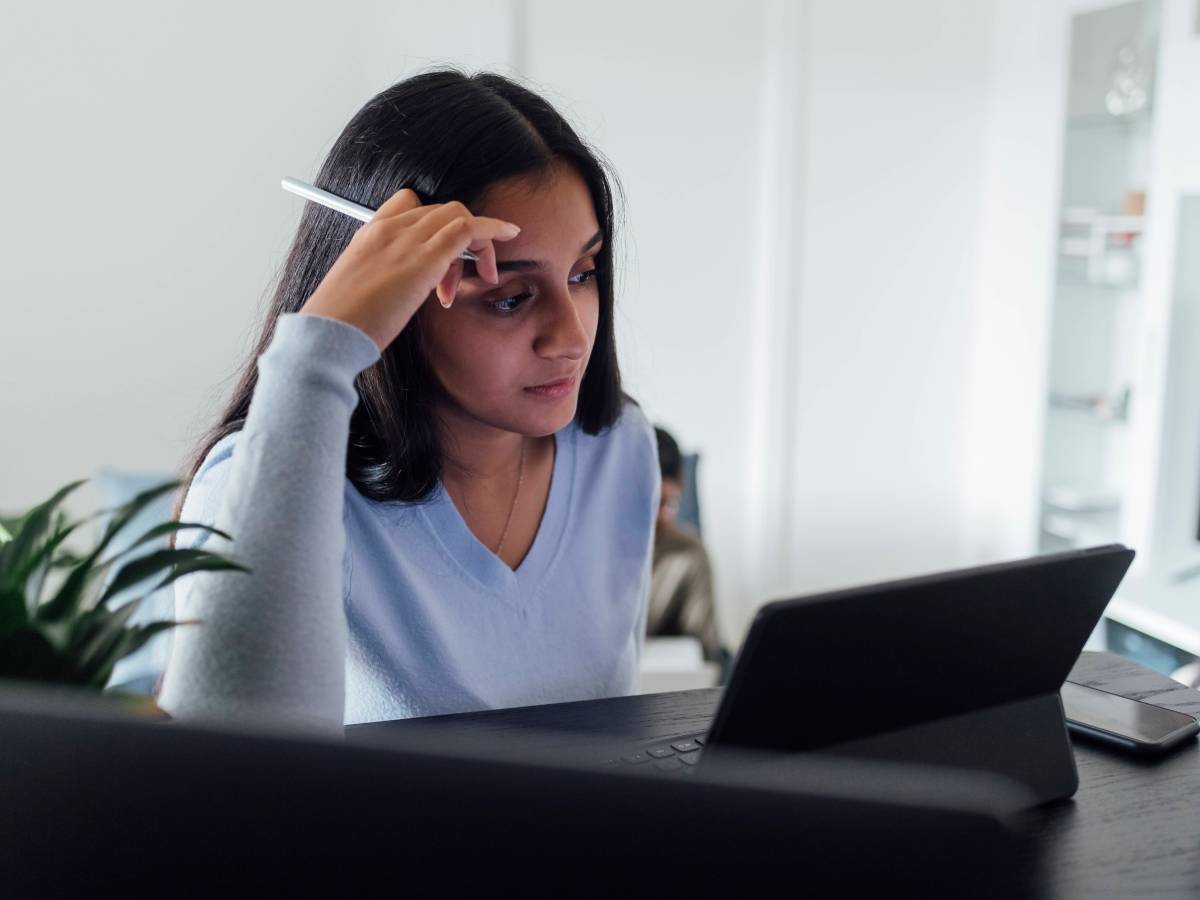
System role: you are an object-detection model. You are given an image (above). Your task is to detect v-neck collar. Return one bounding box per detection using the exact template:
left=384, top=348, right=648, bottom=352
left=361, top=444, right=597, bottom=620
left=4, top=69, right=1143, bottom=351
left=418, top=424, right=577, bottom=605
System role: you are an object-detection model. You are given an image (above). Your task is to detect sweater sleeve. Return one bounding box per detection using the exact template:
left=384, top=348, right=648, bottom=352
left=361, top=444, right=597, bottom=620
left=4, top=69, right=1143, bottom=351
left=156, top=312, right=381, bottom=736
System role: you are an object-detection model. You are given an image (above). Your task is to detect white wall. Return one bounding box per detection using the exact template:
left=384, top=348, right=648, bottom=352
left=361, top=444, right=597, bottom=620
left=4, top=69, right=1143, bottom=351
left=781, top=0, right=995, bottom=598
left=962, top=1, right=1070, bottom=564
left=2, top=0, right=1074, bottom=649
left=0, top=0, right=515, bottom=516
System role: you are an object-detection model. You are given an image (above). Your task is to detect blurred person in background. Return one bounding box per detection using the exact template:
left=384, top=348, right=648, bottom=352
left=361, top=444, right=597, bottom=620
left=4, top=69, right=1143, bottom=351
left=649, top=426, right=723, bottom=666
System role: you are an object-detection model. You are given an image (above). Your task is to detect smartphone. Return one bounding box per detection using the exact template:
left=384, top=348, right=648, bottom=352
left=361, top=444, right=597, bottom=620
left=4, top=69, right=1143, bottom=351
left=1061, top=680, right=1199, bottom=755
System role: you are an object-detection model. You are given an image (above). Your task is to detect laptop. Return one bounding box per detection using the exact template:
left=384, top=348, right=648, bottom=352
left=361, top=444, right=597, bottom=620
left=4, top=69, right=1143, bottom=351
left=597, top=544, right=1134, bottom=803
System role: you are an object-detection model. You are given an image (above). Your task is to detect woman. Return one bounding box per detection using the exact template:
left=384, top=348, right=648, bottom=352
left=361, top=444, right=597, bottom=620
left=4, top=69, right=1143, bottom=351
left=157, top=69, right=660, bottom=732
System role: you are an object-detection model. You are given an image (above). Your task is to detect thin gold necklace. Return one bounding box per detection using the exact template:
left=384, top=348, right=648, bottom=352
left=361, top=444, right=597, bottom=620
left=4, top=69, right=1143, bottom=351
left=495, top=439, right=527, bottom=556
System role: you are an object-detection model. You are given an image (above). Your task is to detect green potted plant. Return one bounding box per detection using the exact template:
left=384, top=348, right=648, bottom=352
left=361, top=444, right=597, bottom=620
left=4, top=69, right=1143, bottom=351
left=0, top=479, right=249, bottom=716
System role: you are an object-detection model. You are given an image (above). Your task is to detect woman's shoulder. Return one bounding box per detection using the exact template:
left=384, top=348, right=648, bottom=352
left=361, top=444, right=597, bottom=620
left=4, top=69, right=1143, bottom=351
left=572, top=397, right=660, bottom=506
left=617, top=398, right=658, bottom=468
left=575, top=396, right=655, bottom=459
left=190, top=430, right=242, bottom=491
left=175, top=432, right=242, bottom=550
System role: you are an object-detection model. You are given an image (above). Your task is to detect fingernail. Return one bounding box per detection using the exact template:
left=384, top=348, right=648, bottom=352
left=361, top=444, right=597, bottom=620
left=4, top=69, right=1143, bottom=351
left=503, top=223, right=521, bottom=236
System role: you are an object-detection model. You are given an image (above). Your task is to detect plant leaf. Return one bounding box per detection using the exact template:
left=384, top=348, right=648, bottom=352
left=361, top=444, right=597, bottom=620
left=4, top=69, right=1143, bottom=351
left=50, top=551, right=85, bottom=569
left=99, top=520, right=235, bottom=567
left=73, top=601, right=185, bottom=688
left=37, top=481, right=183, bottom=623
left=0, top=587, right=28, bottom=635
left=0, top=476, right=250, bottom=690
left=88, top=620, right=179, bottom=689
left=150, top=554, right=252, bottom=592
left=12, top=517, right=84, bottom=606
left=0, top=507, right=108, bottom=625
left=68, top=595, right=146, bottom=682
left=38, top=560, right=110, bottom=624
left=96, top=548, right=247, bottom=607
left=26, top=616, right=75, bottom=654
left=0, top=480, right=87, bottom=590
left=95, top=481, right=183, bottom=554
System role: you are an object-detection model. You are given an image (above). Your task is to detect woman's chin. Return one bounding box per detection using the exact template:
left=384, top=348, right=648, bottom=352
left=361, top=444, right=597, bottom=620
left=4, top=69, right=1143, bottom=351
left=515, top=396, right=578, bottom=436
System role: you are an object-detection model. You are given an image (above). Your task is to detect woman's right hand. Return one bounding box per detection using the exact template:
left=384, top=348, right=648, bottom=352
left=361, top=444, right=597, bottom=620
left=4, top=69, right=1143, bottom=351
left=298, top=188, right=522, bottom=352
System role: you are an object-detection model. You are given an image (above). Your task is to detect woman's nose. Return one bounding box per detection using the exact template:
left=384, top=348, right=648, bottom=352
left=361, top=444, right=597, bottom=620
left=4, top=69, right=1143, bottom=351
left=534, top=288, right=589, bottom=360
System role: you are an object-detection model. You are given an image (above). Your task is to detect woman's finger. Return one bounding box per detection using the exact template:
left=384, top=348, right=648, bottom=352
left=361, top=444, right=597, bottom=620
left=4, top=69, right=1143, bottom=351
left=426, top=215, right=521, bottom=261
left=433, top=236, right=500, bottom=307
left=371, top=187, right=422, bottom=222
left=436, top=259, right=463, bottom=309
left=427, top=216, right=519, bottom=308
left=404, top=200, right=470, bottom=241
left=373, top=197, right=521, bottom=265
left=468, top=239, right=500, bottom=285
left=408, top=200, right=518, bottom=247
left=368, top=202, right=508, bottom=284
left=424, top=221, right=520, bottom=311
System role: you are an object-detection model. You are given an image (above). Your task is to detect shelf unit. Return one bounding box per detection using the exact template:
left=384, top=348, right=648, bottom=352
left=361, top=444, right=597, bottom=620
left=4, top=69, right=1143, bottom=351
left=1038, top=0, right=1161, bottom=555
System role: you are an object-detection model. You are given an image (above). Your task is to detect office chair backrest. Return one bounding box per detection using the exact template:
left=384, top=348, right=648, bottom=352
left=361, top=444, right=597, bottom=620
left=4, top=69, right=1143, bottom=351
left=677, top=451, right=702, bottom=535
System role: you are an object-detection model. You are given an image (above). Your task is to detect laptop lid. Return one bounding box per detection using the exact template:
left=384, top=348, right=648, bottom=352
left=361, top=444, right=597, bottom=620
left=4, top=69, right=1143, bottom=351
left=708, top=544, right=1135, bottom=752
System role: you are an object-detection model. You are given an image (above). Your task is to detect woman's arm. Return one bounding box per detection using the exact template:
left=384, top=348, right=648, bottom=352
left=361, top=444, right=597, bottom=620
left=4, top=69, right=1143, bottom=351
left=158, top=190, right=519, bottom=733
left=157, top=312, right=380, bottom=736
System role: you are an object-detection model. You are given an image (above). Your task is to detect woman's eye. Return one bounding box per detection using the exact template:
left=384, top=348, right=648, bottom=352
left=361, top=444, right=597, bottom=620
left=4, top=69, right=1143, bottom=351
left=488, top=292, right=532, bottom=315
left=485, top=270, right=596, bottom=316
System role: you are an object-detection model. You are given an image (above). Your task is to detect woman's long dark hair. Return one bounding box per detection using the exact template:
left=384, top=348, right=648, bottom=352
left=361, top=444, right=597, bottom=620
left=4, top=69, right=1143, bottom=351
left=171, top=69, right=626, bottom=533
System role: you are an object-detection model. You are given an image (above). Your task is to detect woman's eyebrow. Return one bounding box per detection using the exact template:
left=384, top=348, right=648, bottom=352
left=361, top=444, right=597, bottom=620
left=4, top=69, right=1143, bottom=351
left=485, top=230, right=604, bottom=275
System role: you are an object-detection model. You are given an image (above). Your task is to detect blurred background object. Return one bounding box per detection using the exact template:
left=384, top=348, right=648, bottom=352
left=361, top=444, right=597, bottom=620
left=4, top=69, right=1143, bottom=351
left=638, top=426, right=725, bottom=694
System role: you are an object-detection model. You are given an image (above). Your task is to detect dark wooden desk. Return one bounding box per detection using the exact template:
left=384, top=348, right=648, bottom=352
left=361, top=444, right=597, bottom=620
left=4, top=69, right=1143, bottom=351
left=351, top=652, right=1200, bottom=899
left=1037, top=652, right=1200, bottom=898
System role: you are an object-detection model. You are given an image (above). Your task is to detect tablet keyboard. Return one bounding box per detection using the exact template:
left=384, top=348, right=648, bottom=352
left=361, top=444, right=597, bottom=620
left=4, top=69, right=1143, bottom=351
left=601, top=733, right=706, bottom=774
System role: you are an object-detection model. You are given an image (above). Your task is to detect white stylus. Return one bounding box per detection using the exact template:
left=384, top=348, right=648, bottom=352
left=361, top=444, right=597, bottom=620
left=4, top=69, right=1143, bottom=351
left=280, top=176, right=479, bottom=262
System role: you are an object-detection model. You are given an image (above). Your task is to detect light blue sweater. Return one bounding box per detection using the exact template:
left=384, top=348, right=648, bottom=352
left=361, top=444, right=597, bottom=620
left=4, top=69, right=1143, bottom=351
left=157, top=312, right=660, bottom=733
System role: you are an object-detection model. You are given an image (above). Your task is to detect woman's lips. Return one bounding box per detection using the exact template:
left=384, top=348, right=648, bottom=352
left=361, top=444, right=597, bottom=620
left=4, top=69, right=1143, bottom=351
left=524, top=375, right=577, bottom=400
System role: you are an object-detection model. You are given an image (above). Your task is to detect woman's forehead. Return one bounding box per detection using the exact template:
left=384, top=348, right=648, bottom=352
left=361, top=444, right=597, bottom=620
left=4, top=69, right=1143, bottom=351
left=473, top=165, right=601, bottom=258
